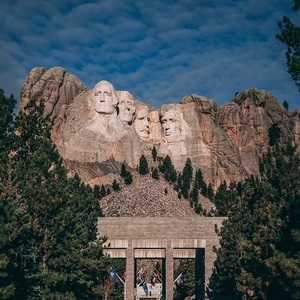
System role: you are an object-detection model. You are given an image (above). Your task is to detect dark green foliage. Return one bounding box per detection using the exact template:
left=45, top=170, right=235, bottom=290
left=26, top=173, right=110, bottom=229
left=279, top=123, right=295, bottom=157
left=106, top=187, right=111, bottom=195
left=0, top=89, right=16, bottom=147
left=276, top=2, right=300, bottom=91
left=207, top=183, right=214, bottom=200
left=189, top=179, right=203, bottom=215
left=93, top=184, right=101, bottom=198
left=100, top=184, right=107, bottom=198
left=158, top=162, right=166, bottom=173
left=283, top=100, right=289, bottom=110
left=208, top=141, right=300, bottom=299
left=112, top=179, right=120, bottom=191
left=181, top=182, right=189, bottom=199
left=180, top=158, right=193, bottom=199
left=124, top=172, right=133, bottom=185
left=0, top=99, right=108, bottom=299
left=182, top=158, right=193, bottom=182
left=268, top=123, right=281, bottom=146
left=194, top=202, right=202, bottom=214
left=138, top=154, right=149, bottom=175
left=120, top=163, right=133, bottom=185
left=120, top=163, right=127, bottom=178
left=194, top=168, right=207, bottom=196
left=160, top=155, right=177, bottom=183
left=213, top=181, right=239, bottom=217
left=294, top=0, right=300, bottom=10
left=151, top=167, right=159, bottom=180
left=151, top=146, right=157, bottom=162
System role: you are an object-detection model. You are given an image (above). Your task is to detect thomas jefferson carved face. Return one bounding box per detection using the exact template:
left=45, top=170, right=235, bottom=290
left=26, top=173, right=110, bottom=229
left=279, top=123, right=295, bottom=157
left=134, top=107, right=150, bottom=139
left=161, top=110, right=181, bottom=142
left=92, top=80, right=118, bottom=114
left=118, top=91, right=136, bottom=124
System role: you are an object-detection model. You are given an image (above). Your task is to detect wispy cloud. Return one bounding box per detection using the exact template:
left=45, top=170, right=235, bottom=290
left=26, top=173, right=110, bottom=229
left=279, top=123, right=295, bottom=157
left=0, top=0, right=299, bottom=111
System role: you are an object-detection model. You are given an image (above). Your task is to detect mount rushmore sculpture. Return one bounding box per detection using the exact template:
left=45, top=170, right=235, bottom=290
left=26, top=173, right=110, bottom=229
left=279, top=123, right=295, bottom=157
left=19, top=66, right=300, bottom=187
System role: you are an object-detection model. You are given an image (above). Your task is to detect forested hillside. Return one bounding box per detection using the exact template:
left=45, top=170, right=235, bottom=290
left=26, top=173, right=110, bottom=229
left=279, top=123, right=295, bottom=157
left=0, top=90, right=108, bottom=299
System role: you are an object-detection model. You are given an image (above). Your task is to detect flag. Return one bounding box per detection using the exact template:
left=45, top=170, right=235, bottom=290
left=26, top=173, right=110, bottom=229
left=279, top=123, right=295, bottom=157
left=137, top=268, right=149, bottom=296
left=174, top=270, right=186, bottom=288
left=151, top=270, right=160, bottom=286
left=109, top=269, right=119, bottom=283
left=136, top=268, right=145, bottom=285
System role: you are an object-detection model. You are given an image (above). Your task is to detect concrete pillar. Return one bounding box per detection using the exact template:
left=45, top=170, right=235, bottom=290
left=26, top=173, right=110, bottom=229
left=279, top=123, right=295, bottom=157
left=165, top=240, right=174, bottom=299
left=125, top=240, right=134, bottom=299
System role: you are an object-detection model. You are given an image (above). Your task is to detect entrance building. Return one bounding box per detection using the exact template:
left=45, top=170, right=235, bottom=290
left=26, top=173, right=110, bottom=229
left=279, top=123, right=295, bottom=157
left=97, top=217, right=224, bottom=299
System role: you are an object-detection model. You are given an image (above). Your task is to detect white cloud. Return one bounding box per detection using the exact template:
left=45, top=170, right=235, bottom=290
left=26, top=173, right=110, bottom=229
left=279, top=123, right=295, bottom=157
left=0, top=0, right=298, bottom=111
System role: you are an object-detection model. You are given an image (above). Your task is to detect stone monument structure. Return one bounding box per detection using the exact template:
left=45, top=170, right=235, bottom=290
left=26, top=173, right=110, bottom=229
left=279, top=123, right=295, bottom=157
left=98, top=217, right=225, bottom=299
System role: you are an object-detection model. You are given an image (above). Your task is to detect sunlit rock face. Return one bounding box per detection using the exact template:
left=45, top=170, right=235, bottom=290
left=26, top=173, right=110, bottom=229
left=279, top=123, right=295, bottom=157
left=19, top=67, right=300, bottom=187
left=19, top=66, right=86, bottom=117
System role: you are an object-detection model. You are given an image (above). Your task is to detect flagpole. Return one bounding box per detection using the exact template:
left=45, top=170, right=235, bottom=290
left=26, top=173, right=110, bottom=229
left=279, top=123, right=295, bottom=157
left=173, top=272, right=182, bottom=284
left=115, top=270, right=125, bottom=285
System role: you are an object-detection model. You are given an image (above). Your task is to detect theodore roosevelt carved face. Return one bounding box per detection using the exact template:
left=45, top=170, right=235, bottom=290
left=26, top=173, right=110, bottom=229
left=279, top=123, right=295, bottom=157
left=91, top=80, right=118, bottom=114
left=134, top=106, right=150, bottom=139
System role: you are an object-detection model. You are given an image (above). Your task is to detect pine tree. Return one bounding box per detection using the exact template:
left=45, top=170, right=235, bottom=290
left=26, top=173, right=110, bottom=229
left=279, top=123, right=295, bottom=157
left=208, top=140, right=300, bottom=299
left=120, top=163, right=127, bottom=178
left=138, top=154, right=149, bottom=175
left=151, top=146, right=157, bottom=162
left=93, top=184, right=101, bottom=198
left=268, top=123, right=281, bottom=146
left=207, top=183, right=214, bottom=200
left=276, top=1, right=300, bottom=91
left=189, top=182, right=201, bottom=214
left=181, top=158, right=193, bottom=199
left=151, top=167, right=159, bottom=180
left=213, top=181, right=238, bottom=217
left=112, top=179, right=120, bottom=191
left=1, top=100, right=108, bottom=299
left=100, top=184, right=107, bottom=198
left=120, top=163, right=133, bottom=185
left=0, top=90, right=22, bottom=299
left=160, top=155, right=177, bottom=183
left=124, top=172, right=133, bottom=185
left=194, top=168, right=207, bottom=196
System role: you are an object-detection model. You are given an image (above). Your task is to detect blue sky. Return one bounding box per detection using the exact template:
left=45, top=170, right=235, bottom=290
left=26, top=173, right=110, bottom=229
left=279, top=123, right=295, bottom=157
left=0, top=0, right=299, bottom=111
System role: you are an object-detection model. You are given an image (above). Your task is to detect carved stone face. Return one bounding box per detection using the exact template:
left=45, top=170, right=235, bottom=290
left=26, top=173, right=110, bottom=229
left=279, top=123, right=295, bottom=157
left=118, top=91, right=136, bottom=124
left=92, top=80, right=118, bottom=114
left=134, top=108, right=150, bottom=139
left=161, top=110, right=181, bottom=142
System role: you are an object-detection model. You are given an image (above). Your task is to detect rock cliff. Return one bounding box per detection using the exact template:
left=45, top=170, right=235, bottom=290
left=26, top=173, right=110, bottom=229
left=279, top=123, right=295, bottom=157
left=19, top=67, right=300, bottom=188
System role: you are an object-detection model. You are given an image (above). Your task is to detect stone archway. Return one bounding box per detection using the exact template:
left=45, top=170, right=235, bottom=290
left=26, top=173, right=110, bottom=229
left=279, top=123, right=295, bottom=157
left=97, top=217, right=224, bottom=299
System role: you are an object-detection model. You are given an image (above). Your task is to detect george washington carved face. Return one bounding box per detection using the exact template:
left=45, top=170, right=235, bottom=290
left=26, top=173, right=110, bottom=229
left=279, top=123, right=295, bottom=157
left=91, top=80, right=118, bottom=114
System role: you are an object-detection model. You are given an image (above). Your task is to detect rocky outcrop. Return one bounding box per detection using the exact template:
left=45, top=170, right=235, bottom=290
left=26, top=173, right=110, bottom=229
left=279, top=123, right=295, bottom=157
left=19, top=67, right=300, bottom=188
left=19, top=66, right=86, bottom=117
